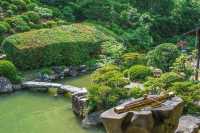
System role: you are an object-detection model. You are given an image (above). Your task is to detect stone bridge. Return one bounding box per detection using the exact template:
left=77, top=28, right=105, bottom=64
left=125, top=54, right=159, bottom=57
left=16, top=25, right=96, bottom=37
left=22, top=81, right=87, bottom=94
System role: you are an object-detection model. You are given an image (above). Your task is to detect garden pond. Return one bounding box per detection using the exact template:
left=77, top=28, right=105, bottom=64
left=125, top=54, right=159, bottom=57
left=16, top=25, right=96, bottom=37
left=0, top=74, right=105, bottom=133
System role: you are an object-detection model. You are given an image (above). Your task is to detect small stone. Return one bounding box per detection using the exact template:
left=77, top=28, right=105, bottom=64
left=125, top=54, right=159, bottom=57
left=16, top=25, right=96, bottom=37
left=79, top=65, right=88, bottom=73
left=68, top=67, right=79, bottom=77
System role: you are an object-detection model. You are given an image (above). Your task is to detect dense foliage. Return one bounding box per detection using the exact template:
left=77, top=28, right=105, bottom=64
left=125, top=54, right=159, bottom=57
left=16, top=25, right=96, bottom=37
left=0, top=60, right=21, bottom=83
left=170, top=82, right=200, bottom=114
left=0, top=0, right=200, bottom=49
left=0, top=0, right=71, bottom=43
left=145, top=72, right=184, bottom=94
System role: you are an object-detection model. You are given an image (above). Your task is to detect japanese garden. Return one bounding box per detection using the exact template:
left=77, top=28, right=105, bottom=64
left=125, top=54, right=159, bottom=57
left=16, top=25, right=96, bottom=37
left=0, top=0, right=200, bottom=133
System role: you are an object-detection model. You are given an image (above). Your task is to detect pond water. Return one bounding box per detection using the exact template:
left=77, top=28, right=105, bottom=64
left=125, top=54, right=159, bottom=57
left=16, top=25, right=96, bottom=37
left=59, top=74, right=93, bottom=88
left=0, top=74, right=105, bottom=133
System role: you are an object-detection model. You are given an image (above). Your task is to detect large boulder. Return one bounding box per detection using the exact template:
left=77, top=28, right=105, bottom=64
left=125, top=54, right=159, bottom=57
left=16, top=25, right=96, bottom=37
left=176, top=115, right=200, bottom=133
left=101, top=96, right=183, bottom=133
left=0, top=77, right=13, bottom=93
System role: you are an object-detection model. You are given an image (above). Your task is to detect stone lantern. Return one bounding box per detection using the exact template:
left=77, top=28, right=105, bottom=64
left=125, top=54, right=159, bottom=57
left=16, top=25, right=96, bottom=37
left=153, top=68, right=162, bottom=78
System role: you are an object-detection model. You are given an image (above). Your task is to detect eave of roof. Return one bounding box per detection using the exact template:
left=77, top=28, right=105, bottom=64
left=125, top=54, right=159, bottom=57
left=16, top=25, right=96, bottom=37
left=183, top=27, right=200, bottom=36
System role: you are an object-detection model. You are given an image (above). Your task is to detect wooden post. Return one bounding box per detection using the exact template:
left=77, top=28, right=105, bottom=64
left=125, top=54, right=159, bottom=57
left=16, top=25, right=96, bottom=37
left=195, top=29, right=200, bottom=80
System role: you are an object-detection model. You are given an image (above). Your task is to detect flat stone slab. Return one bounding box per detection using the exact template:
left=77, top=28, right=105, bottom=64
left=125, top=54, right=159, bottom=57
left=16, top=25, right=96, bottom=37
left=60, top=85, right=87, bottom=93
left=22, top=81, right=62, bottom=88
left=101, top=96, right=184, bottom=133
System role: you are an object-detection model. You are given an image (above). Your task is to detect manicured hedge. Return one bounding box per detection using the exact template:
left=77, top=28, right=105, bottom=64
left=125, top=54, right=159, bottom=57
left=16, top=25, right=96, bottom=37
left=2, top=23, right=119, bottom=70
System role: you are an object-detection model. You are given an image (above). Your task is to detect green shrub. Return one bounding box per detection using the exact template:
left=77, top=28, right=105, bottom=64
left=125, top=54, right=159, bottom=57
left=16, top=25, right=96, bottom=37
left=122, top=26, right=154, bottom=51
left=125, top=65, right=152, bottom=81
left=2, top=23, right=122, bottom=70
left=170, top=82, right=200, bottom=114
left=159, top=72, right=184, bottom=87
left=88, top=84, right=130, bottom=111
left=146, top=43, right=180, bottom=72
left=172, top=54, right=193, bottom=79
left=62, top=6, right=75, bottom=21
left=52, top=8, right=63, bottom=18
left=145, top=72, right=184, bottom=93
left=128, top=87, right=144, bottom=98
left=6, top=17, right=30, bottom=32
left=0, top=22, right=10, bottom=34
left=88, top=84, right=145, bottom=111
left=0, top=60, right=21, bottom=83
left=120, top=52, right=145, bottom=68
left=92, top=64, right=129, bottom=88
left=34, top=6, right=53, bottom=18
left=7, top=10, right=14, bottom=16
left=101, top=40, right=125, bottom=59
left=9, top=4, right=18, bottom=12
left=24, top=11, right=41, bottom=22
left=27, top=3, right=37, bottom=10
left=12, top=0, right=27, bottom=10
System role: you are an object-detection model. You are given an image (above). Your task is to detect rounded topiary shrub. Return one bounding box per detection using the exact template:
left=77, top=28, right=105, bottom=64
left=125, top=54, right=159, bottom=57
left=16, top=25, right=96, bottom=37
left=92, top=64, right=129, bottom=88
left=0, top=60, right=21, bottom=83
left=126, top=65, right=152, bottom=81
